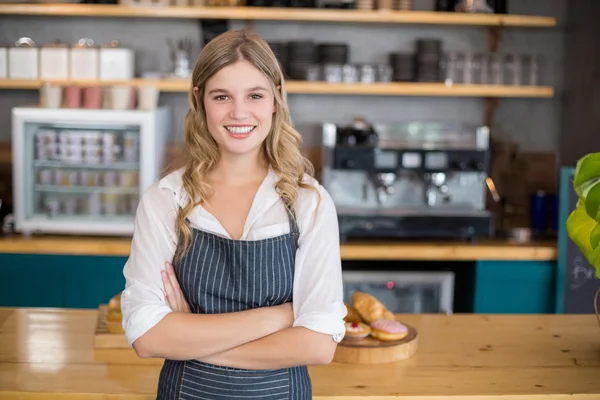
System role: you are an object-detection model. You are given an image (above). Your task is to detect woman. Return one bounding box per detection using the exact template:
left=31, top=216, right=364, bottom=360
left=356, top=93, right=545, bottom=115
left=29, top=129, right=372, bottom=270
left=120, top=29, right=346, bottom=400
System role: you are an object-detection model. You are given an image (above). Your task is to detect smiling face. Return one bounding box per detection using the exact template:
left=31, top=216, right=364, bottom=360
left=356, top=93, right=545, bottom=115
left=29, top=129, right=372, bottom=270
left=201, top=59, right=275, bottom=158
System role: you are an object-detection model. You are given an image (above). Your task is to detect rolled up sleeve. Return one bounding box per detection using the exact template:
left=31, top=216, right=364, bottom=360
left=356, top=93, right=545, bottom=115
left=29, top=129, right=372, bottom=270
left=292, top=182, right=347, bottom=342
left=121, top=183, right=178, bottom=347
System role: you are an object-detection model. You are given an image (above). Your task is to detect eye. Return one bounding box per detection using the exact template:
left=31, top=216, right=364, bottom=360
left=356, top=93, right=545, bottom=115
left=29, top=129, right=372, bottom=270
left=213, top=95, right=229, bottom=101
left=249, top=93, right=264, bottom=100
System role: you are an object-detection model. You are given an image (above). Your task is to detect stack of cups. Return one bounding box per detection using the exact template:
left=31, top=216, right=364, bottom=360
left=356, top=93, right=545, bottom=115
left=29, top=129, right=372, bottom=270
left=36, top=130, right=57, bottom=160
left=415, top=39, right=443, bottom=82
left=377, top=0, right=393, bottom=10
left=40, top=84, right=63, bottom=108
left=287, top=41, right=317, bottom=80
left=389, top=53, right=415, bottom=82
left=106, top=86, right=133, bottom=110
left=101, top=132, right=119, bottom=164
left=123, top=132, right=139, bottom=163
left=137, top=85, right=160, bottom=110
left=59, top=131, right=83, bottom=164
left=355, top=0, right=374, bottom=9
left=40, top=84, right=160, bottom=110
left=393, top=0, right=412, bottom=10
left=63, top=86, right=103, bottom=109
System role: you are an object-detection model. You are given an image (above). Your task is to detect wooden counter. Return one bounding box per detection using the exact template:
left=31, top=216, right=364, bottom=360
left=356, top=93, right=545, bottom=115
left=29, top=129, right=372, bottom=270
left=1, top=307, right=599, bottom=399
left=0, top=235, right=557, bottom=261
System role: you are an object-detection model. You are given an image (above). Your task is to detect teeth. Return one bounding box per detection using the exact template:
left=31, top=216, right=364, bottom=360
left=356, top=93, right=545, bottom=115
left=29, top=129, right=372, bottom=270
left=225, top=126, right=255, bottom=134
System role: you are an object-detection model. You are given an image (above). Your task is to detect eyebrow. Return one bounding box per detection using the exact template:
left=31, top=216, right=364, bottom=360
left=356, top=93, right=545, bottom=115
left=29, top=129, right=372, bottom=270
left=207, top=86, right=269, bottom=95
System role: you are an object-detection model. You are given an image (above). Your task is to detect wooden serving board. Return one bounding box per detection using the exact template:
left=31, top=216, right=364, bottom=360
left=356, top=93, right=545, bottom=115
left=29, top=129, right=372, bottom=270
left=333, top=323, right=418, bottom=364
left=94, top=305, right=129, bottom=349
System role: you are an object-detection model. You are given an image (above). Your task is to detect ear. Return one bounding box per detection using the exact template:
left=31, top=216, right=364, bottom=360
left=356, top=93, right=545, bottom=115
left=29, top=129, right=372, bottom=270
left=193, top=86, right=199, bottom=102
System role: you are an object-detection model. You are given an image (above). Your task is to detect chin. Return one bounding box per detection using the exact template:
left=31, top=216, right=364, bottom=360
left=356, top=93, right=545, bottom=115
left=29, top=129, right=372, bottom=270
left=220, top=138, right=262, bottom=156
left=222, top=146, right=262, bottom=156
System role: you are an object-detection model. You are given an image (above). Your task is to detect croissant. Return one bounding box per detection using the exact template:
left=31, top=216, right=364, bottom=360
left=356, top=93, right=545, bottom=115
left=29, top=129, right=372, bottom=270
left=352, top=291, right=396, bottom=324
left=344, top=303, right=364, bottom=323
left=108, top=292, right=122, bottom=311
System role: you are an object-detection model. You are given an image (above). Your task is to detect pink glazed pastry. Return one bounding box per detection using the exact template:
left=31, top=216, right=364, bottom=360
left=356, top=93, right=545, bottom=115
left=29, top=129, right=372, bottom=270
left=370, top=319, right=409, bottom=341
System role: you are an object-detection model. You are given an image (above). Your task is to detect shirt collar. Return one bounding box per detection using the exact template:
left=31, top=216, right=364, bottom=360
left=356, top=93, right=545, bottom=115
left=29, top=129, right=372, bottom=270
left=158, top=166, right=281, bottom=210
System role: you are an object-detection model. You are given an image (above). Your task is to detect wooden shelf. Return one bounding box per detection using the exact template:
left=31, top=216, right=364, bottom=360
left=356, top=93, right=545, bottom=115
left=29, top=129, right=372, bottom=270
left=0, top=78, right=191, bottom=91
left=0, top=4, right=557, bottom=27
left=285, top=81, right=555, bottom=97
left=0, top=79, right=555, bottom=98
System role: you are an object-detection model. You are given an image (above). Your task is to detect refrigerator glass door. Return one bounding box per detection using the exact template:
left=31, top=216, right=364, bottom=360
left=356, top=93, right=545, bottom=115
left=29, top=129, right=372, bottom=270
left=25, top=121, right=141, bottom=225
left=343, top=271, right=455, bottom=314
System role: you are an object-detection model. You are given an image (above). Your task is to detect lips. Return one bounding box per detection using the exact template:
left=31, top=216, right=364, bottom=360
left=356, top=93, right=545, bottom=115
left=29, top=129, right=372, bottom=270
left=224, top=125, right=256, bottom=139
left=225, top=125, right=256, bottom=134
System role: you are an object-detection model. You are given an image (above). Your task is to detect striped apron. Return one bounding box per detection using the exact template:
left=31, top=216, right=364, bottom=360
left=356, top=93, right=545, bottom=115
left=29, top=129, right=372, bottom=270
left=156, top=203, right=312, bottom=400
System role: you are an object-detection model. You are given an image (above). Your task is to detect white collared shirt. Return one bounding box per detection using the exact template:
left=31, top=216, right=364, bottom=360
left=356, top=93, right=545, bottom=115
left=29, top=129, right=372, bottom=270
left=121, top=167, right=347, bottom=347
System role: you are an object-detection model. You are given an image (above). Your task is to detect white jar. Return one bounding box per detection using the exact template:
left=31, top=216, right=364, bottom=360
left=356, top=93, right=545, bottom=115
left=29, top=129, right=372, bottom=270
left=40, top=44, right=69, bottom=80
left=8, top=38, right=38, bottom=80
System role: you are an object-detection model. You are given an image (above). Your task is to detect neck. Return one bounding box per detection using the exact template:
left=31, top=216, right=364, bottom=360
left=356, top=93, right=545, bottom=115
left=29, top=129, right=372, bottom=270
left=209, top=149, right=269, bottom=185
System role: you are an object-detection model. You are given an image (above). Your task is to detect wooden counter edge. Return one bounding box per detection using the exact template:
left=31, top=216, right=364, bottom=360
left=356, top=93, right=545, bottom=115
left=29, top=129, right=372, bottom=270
left=1, top=391, right=598, bottom=400
left=0, top=236, right=557, bottom=261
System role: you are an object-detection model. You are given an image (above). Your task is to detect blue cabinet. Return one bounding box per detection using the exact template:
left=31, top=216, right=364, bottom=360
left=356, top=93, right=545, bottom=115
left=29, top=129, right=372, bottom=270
left=474, top=260, right=556, bottom=314
left=0, top=254, right=126, bottom=308
left=1, top=253, right=557, bottom=313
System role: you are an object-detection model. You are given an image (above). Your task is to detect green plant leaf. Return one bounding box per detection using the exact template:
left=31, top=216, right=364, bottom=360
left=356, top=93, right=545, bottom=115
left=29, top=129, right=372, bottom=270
left=567, top=153, right=600, bottom=278
left=574, top=153, right=600, bottom=195
left=566, top=203, right=600, bottom=273
left=591, top=222, right=600, bottom=250
left=585, top=181, right=600, bottom=221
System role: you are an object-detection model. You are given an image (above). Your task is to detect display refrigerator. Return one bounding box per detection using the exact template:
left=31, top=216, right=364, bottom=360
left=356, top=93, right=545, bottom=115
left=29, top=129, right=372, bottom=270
left=343, top=270, right=455, bottom=314
left=11, top=106, right=171, bottom=236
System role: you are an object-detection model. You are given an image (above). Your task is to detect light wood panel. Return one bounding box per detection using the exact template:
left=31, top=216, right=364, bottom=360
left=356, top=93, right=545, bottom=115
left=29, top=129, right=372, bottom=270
left=0, top=79, right=555, bottom=98
left=0, top=4, right=557, bottom=26
left=0, top=308, right=599, bottom=399
left=0, top=78, right=190, bottom=91
left=0, top=234, right=557, bottom=260
left=339, top=240, right=558, bottom=260
left=285, top=81, right=555, bottom=97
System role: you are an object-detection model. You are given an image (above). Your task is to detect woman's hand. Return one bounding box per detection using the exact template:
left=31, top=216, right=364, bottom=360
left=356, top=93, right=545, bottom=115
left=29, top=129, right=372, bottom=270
left=162, top=262, right=191, bottom=313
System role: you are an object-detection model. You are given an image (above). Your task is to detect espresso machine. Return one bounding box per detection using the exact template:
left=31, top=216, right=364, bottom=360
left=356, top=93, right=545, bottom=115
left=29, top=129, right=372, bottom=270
left=321, top=118, right=494, bottom=242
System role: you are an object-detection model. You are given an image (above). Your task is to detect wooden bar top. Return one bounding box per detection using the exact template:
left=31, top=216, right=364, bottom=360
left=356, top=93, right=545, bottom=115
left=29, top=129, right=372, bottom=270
left=1, top=307, right=599, bottom=399
left=0, top=234, right=557, bottom=261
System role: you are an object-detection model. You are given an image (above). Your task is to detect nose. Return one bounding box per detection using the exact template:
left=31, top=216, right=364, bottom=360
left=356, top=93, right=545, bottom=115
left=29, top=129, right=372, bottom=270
left=229, top=98, right=250, bottom=120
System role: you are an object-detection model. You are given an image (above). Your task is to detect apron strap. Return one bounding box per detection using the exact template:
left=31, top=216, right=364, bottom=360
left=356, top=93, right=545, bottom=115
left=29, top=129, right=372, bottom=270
left=283, top=201, right=300, bottom=250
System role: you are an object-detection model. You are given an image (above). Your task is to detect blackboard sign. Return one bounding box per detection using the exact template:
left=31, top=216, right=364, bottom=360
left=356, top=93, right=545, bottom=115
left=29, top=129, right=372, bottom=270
left=557, top=167, right=600, bottom=314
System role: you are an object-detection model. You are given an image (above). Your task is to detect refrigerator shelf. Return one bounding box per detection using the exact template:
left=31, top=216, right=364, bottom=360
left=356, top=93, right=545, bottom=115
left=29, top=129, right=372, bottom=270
left=34, top=185, right=139, bottom=195
left=36, top=123, right=141, bottom=132
left=33, top=160, right=139, bottom=170
left=30, top=213, right=135, bottom=222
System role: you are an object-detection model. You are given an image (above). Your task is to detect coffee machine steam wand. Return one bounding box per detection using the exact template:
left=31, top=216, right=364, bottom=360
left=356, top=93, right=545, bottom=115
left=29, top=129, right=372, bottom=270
left=371, top=172, right=397, bottom=206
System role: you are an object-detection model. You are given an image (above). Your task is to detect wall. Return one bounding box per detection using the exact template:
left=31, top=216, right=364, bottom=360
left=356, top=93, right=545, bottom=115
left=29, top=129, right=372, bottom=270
left=559, top=0, right=600, bottom=166
left=0, top=0, right=566, bottom=152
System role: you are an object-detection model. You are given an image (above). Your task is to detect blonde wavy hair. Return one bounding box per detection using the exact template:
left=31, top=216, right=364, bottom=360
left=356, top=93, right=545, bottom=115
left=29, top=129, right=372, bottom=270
left=173, top=29, right=319, bottom=262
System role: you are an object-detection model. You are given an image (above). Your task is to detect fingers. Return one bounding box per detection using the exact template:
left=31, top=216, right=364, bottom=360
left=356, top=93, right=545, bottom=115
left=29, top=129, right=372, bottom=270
left=165, top=262, right=185, bottom=306
left=165, top=262, right=183, bottom=294
left=162, top=262, right=191, bottom=313
left=161, top=269, right=175, bottom=309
